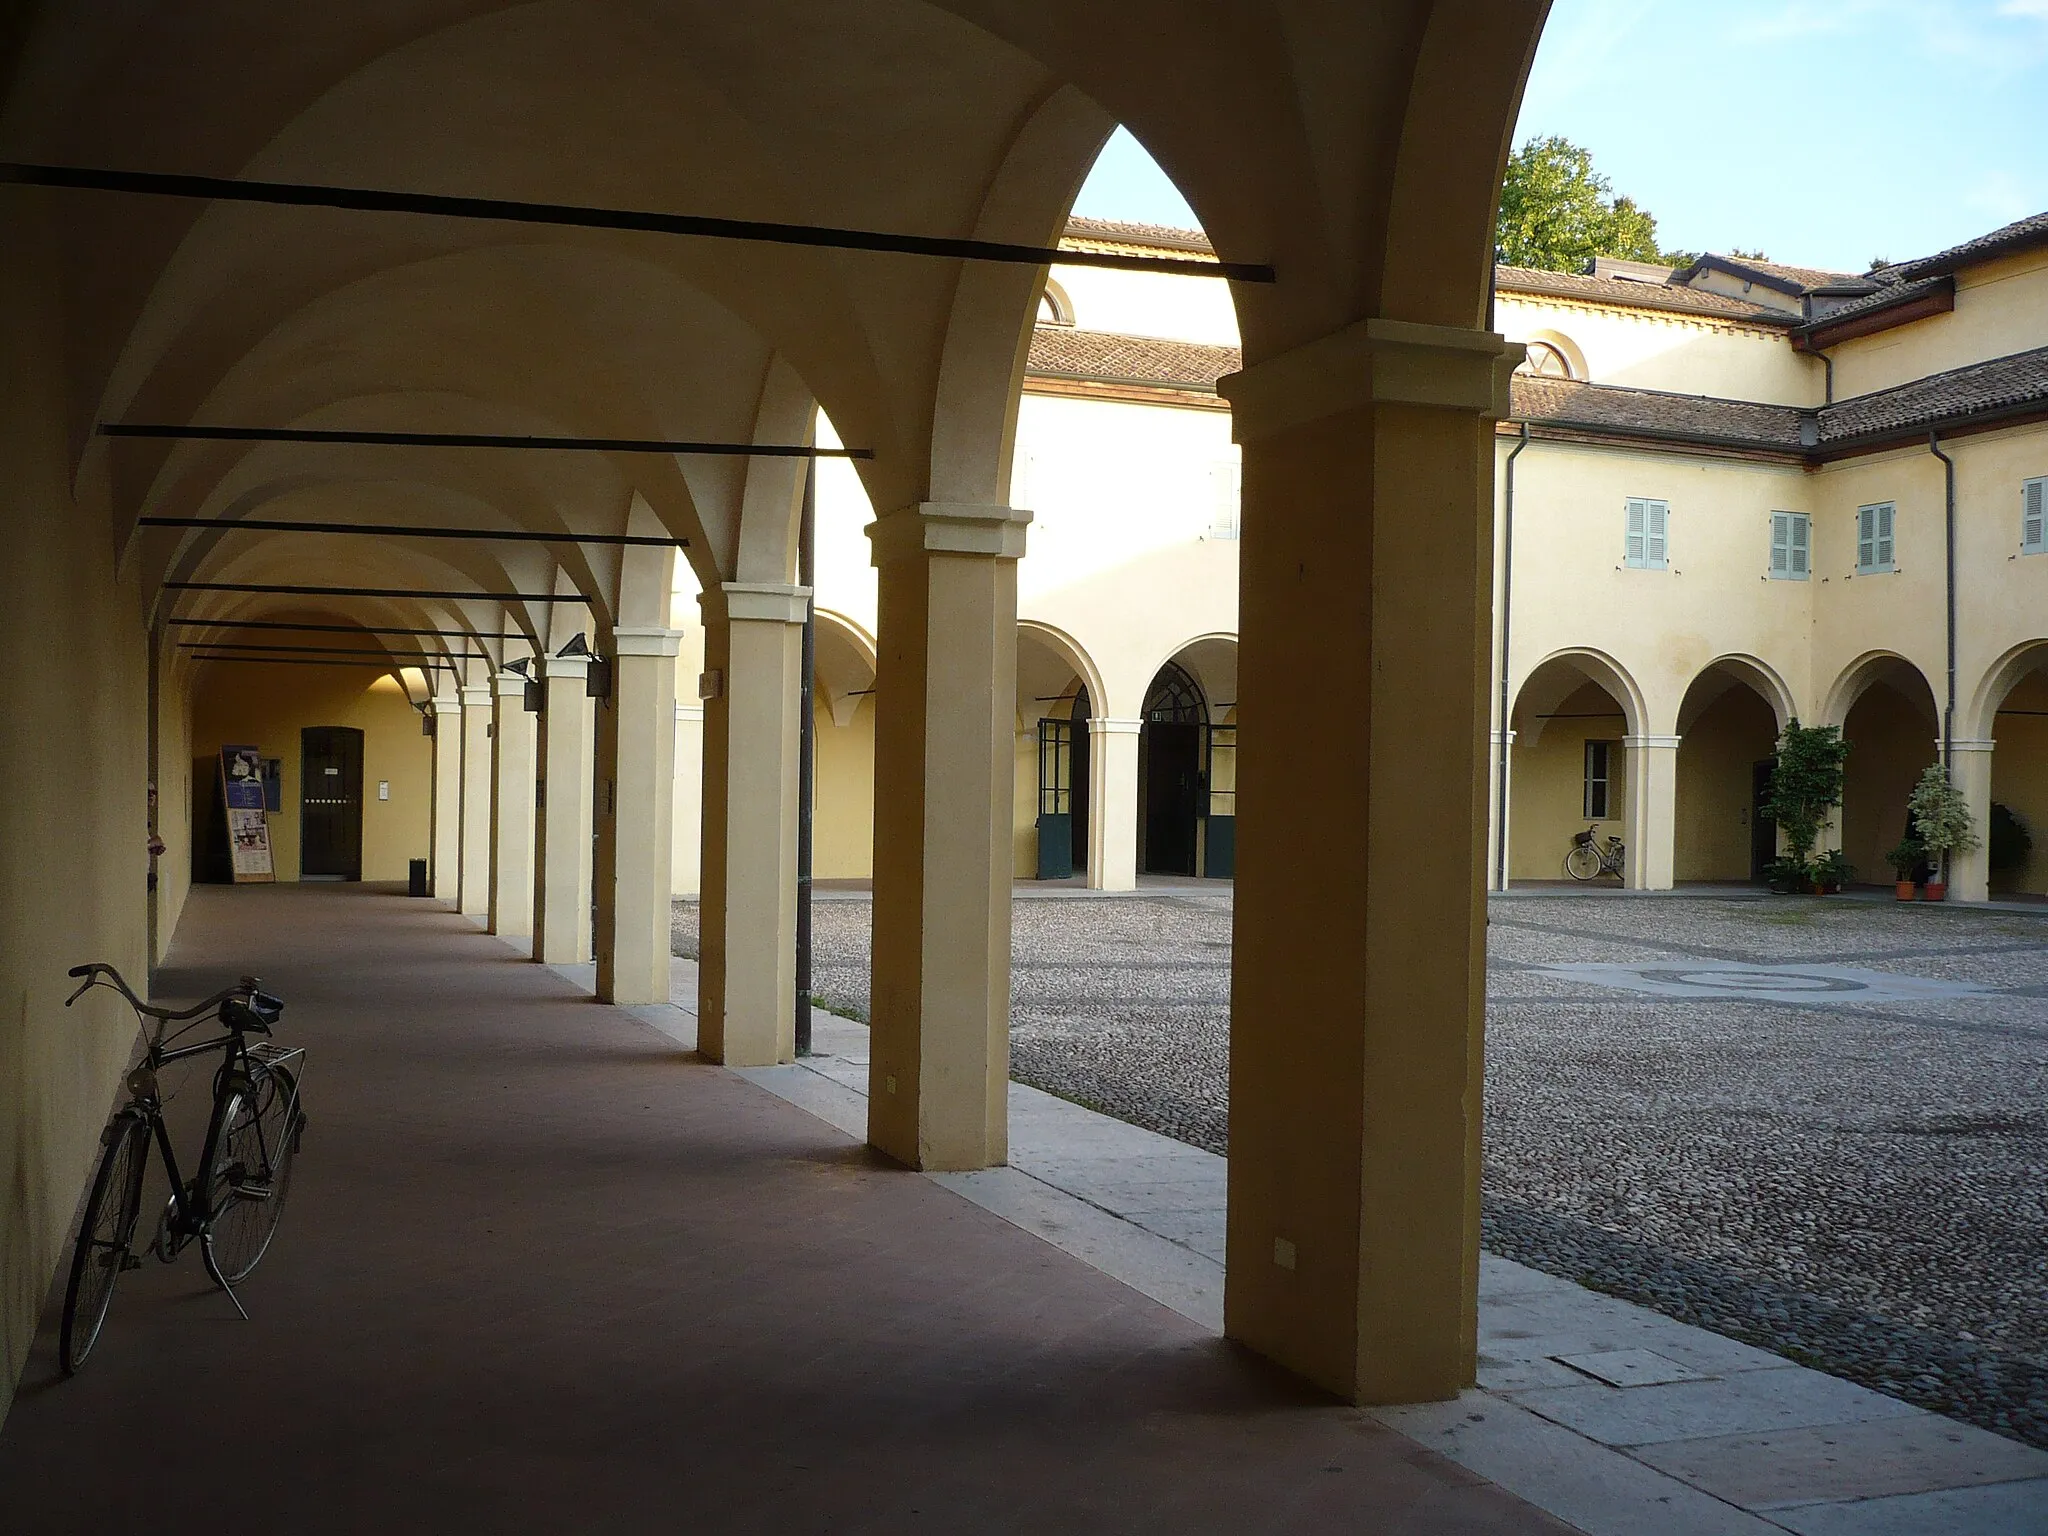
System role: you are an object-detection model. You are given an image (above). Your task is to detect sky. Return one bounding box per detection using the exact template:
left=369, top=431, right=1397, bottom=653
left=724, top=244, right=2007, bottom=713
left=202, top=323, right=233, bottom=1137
left=1072, top=1, right=2048, bottom=274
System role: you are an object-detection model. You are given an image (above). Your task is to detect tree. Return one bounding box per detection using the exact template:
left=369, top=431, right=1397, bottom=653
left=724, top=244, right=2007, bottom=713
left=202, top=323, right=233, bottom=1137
left=1908, top=764, right=1980, bottom=880
left=1496, top=137, right=1688, bottom=273
left=1760, top=720, right=1848, bottom=884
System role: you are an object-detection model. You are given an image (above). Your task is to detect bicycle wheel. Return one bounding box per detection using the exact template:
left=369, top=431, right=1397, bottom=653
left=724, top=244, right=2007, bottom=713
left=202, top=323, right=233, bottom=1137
left=60, top=1113, right=151, bottom=1374
left=202, top=1065, right=303, bottom=1285
left=1564, top=842, right=1603, bottom=881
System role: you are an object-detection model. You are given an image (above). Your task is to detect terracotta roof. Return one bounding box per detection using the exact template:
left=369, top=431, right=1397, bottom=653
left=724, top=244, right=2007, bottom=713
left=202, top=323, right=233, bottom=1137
left=1820, top=344, right=2048, bottom=447
left=1510, top=376, right=1804, bottom=451
left=1495, top=265, right=1794, bottom=325
left=1026, top=326, right=1238, bottom=391
left=1727, top=256, right=1862, bottom=291
left=1793, top=275, right=1952, bottom=339
left=1889, top=212, right=2048, bottom=283
left=1060, top=217, right=1217, bottom=258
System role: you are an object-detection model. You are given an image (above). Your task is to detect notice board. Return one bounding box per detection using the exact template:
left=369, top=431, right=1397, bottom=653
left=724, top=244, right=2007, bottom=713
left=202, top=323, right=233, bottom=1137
left=220, top=744, right=276, bottom=883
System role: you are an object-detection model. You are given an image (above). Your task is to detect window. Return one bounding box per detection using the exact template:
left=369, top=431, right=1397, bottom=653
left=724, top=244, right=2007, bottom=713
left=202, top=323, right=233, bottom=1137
left=1624, top=497, right=1669, bottom=569
left=1207, top=456, right=1241, bottom=540
left=1856, top=502, right=1896, bottom=574
left=1770, top=512, right=1810, bottom=579
left=2025, top=477, right=2046, bottom=555
left=1583, top=740, right=1615, bottom=819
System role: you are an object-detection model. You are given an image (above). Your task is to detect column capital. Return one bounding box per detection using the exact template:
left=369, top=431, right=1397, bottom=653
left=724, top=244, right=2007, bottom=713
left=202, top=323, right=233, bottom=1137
left=1623, top=734, right=1683, bottom=750
left=612, top=625, right=685, bottom=658
left=1218, top=318, right=1522, bottom=443
left=431, top=697, right=464, bottom=717
left=1948, top=738, right=1998, bottom=754
left=867, top=502, right=1032, bottom=565
left=541, top=651, right=591, bottom=682
left=675, top=702, right=705, bottom=723
left=460, top=684, right=494, bottom=707
left=1490, top=728, right=1517, bottom=746
left=493, top=671, right=529, bottom=699
left=1087, top=716, right=1144, bottom=737
left=699, top=583, right=810, bottom=626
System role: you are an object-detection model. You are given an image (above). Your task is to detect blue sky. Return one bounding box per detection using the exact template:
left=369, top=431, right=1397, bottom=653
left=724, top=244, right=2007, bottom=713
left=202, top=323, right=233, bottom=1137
left=1073, top=2, right=2048, bottom=274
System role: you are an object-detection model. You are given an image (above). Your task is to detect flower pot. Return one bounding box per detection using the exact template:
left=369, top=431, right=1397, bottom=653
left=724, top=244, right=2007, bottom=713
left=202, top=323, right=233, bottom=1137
left=1924, top=881, right=1947, bottom=902
left=1894, top=881, right=1917, bottom=901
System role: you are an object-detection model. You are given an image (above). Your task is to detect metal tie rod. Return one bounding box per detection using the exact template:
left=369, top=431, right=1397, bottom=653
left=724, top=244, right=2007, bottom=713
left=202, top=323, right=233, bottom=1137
left=165, top=581, right=591, bottom=603
left=175, top=641, right=490, bottom=661
left=186, top=654, right=424, bottom=670
left=140, top=515, right=684, bottom=548
left=166, top=618, right=526, bottom=641
left=0, top=162, right=1274, bottom=283
left=101, top=423, right=872, bottom=459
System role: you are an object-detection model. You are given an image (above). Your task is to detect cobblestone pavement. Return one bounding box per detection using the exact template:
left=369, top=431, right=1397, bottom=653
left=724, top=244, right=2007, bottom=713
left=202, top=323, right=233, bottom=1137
left=673, top=890, right=2048, bottom=1446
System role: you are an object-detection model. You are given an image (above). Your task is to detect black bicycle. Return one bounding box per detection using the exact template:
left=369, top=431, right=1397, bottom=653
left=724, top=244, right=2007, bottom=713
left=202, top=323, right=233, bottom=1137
left=58, top=962, right=307, bottom=1374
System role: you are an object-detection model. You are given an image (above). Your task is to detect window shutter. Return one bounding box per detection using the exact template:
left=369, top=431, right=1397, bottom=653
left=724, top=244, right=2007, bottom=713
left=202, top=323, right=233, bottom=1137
left=1791, top=515, right=1810, bottom=575
left=1770, top=513, right=1789, bottom=573
left=1875, top=503, right=1894, bottom=568
left=1857, top=506, right=1875, bottom=569
left=1646, top=500, right=1668, bottom=567
left=2025, top=479, right=2046, bottom=552
left=1625, top=498, right=1647, bottom=565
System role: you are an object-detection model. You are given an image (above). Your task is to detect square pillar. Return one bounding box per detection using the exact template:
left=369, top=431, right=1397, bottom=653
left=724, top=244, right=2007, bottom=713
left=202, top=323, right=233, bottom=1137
left=594, top=627, right=680, bottom=1005
left=457, top=685, right=494, bottom=917
left=533, top=651, right=595, bottom=964
left=1086, top=717, right=1141, bottom=891
left=696, top=584, right=806, bottom=1067
left=429, top=696, right=463, bottom=899
left=1949, top=740, right=1996, bottom=901
left=489, top=671, right=537, bottom=940
left=866, top=502, right=1031, bottom=1171
left=1624, top=735, right=1680, bottom=891
left=1216, top=318, right=1520, bottom=1405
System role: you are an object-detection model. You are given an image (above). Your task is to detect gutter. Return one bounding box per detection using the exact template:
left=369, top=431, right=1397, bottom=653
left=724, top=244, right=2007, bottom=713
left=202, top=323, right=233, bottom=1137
left=1495, top=423, right=1530, bottom=890
left=1928, top=432, right=1957, bottom=780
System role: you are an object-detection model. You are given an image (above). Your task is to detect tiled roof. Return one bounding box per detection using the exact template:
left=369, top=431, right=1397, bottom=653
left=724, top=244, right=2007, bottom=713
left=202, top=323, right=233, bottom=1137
left=1060, top=217, right=1217, bottom=258
left=1820, top=344, right=2048, bottom=446
left=1495, top=265, right=1794, bottom=325
left=1792, top=275, right=1951, bottom=338
left=1026, top=326, right=1239, bottom=391
left=1510, top=377, right=1804, bottom=450
left=1889, top=212, right=2048, bottom=283
left=1728, top=256, right=1862, bottom=292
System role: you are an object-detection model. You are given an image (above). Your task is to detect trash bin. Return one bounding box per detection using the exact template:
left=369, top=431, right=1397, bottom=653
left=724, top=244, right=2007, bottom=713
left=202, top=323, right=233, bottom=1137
left=408, top=858, right=430, bottom=897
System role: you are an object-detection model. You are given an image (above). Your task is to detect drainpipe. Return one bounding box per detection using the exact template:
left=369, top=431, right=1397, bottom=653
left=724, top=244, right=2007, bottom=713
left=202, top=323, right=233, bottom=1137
left=1929, top=432, right=1957, bottom=778
left=1495, top=422, right=1531, bottom=890
left=1813, top=345, right=1834, bottom=405
left=795, top=457, right=815, bottom=1056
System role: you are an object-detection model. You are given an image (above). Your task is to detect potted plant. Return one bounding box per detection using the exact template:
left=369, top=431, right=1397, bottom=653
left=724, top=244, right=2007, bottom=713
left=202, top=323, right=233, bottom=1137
left=1907, top=763, right=1980, bottom=902
left=1811, top=849, right=1854, bottom=895
left=1884, top=838, right=1925, bottom=901
left=1760, top=720, right=1848, bottom=895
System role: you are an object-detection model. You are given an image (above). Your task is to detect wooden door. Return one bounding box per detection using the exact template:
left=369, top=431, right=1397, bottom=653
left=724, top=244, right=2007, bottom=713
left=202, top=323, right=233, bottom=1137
left=301, top=726, right=364, bottom=880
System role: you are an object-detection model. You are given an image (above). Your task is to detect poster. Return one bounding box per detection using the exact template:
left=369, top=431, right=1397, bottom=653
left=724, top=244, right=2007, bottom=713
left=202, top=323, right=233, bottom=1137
left=220, top=744, right=275, bottom=882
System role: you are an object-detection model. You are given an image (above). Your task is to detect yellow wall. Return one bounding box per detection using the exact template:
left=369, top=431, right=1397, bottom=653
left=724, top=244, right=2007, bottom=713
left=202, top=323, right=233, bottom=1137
left=153, top=652, right=195, bottom=962
left=188, top=667, right=433, bottom=883
left=1992, top=672, right=2048, bottom=895
left=1832, top=250, right=2048, bottom=400
left=1, top=206, right=155, bottom=1429
left=812, top=691, right=876, bottom=880
left=1675, top=686, right=1777, bottom=880
left=1510, top=683, right=1627, bottom=880
left=1497, top=292, right=1820, bottom=405
left=1842, top=681, right=1938, bottom=883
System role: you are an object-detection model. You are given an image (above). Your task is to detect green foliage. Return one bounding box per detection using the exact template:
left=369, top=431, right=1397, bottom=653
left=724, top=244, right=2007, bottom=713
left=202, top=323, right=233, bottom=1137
left=1729, top=248, right=1771, bottom=262
left=1764, top=855, right=1810, bottom=893
left=1908, top=764, right=1981, bottom=867
left=1496, top=137, right=1687, bottom=273
left=1811, top=849, right=1855, bottom=889
left=1884, top=837, right=1927, bottom=880
left=1989, top=802, right=2032, bottom=875
left=1761, top=720, right=1849, bottom=867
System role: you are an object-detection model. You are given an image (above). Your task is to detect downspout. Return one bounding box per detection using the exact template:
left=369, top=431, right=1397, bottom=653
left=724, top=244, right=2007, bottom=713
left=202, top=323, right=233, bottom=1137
left=1814, top=346, right=1834, bottom=405
left=1928, top=432, right=1957, bottom=779
left=1495, top=422, right=1531, bottom=890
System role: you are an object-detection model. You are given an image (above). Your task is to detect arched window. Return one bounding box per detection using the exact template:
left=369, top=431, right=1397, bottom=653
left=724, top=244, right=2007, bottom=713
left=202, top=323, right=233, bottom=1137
left=1144, top=661, right=1205, bottom=722
left=1518, top=339, right=1575, bottom=379
left=1038, top=277, right=1076, bottom=327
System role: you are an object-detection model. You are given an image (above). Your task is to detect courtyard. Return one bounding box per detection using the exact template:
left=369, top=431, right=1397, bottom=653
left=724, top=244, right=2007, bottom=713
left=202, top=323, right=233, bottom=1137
left=674, top=888, right=2048, bottom=1448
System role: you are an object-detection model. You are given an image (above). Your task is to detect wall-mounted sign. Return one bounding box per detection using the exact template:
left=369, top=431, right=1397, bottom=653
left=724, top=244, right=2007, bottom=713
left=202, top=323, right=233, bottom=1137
left=220, top=744, right=275, bottom=883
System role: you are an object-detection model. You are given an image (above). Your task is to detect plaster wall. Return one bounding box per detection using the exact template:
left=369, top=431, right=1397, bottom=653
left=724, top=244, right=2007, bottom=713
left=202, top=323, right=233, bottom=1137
left=1831, top=252, right=2048, bottom=400
left=1992, top=672, right=2048, bottom=895
left=1841, top=682, right=1939, bottom=882
left=813, top=692, right=877, bottom=880
left=154, top=657, right=195, bottom=962
left=1048, top=262, right=1241, bottom=347
left=188, top=669, right=433, bottom=883
left=1674, top=685, right=1777, bottom=880
left=1495, top=294, right=1820, bottom=405
left=1509, top=685, right=1627, bottom=881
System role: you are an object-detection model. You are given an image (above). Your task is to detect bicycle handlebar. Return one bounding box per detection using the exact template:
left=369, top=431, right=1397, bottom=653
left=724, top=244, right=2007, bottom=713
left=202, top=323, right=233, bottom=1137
left=64, top=962, right=258, bottom=1022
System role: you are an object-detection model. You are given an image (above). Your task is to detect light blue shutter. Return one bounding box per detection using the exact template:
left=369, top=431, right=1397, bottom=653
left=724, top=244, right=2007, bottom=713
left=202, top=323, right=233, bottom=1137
left=1770, top=513, right=1790, bottom=574
left=1646, top=501, right=1668, bottom=568
left=1857, top=506, right=1875, bottom=570
left=1791, top=514, right=1810, bottom=575
left=1875, top=503, right=1894, bottom=568
left=2025, top=479, right=2046, bottom=553
left=1625, top=498, right=1648, bottom=566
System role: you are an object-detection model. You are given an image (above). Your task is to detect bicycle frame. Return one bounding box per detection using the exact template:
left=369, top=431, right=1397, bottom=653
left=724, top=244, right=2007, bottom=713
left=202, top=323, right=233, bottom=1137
left=127, top=1028, right=257, bottom=1250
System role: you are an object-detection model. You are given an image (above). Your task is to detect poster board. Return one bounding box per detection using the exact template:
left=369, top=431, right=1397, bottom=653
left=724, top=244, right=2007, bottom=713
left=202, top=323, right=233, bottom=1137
left=219, top=744, right=276, bottom=883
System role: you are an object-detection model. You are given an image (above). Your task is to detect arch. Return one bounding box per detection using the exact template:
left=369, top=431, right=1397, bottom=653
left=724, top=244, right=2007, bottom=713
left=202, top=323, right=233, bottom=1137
left=1679, top=654, right=1796, bottom=733
left=1516, top=330, right=1587, bottom=382
left=1832, top=654, right=1941, bottom=885
left=1822, top=650, right=1941, bottom=730
left=1966, top=638, right=2048, bottom=741
left=1675, top=659, right=1792, bottom=883
left=1511, top=647, right=1648, bottom=743
left=1141, top=632, right=1238, bottom=724
left=1038, top=277, right=1076, bottom=328
left=814, top=609, right=879, bottom=730
left=1017, top=619, right=1107, bottom=714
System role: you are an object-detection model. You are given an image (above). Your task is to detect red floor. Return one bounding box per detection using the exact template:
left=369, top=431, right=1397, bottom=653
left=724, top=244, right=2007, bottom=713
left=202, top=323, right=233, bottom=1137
left=0, top=883, right=1569, bottom=1534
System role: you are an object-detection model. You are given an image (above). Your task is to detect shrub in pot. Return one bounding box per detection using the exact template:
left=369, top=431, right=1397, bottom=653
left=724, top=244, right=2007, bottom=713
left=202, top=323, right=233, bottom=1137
left=1764, top=855, right=1809, bottom=895
left=1884, top=838, right=1925, bottom=901
left=1908, top=763, right=1980, bottom=902
left=1760, top=720, right=1848, bottom=888
left=1811, top=848, right=1854, bottom=895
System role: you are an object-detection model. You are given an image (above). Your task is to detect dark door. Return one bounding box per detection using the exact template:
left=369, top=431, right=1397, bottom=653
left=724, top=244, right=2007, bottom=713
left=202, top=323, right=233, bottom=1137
left=1144, top=721, right=1202, bottom=875
left=301, top=726, right=364, bottom=880
left=1750, top=758, right=1777, bottom=881
left=1071, top=687, right=1092, bottom=872
left=1035, top=717, right=1074, bottom=880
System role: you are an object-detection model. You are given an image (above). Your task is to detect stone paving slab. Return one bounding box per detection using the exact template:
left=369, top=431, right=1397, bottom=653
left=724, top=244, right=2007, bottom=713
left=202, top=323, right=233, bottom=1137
left=1769, top=1477, right=2048, bottom=1535
left=1501, top=1366, right=1923, bottom=1447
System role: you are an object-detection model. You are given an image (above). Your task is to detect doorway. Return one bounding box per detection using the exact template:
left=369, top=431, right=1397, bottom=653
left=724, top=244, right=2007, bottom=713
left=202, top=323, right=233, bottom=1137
left=1140, top=664, right=1204, bottom=876
left=301, top=726, right=364, bottom=880
left=1750, top=759, right=1777, bottom=880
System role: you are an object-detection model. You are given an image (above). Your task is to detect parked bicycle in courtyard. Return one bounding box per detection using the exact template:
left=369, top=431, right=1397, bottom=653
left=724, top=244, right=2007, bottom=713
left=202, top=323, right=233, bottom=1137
left=58, top=963, right=307, bottom=1374
left=1564, top=827, right=1626, bottom=882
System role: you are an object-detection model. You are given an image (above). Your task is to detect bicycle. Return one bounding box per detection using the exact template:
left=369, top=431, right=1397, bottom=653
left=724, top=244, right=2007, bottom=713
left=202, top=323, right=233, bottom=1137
left=58, top=962, right=307, bottom=1375
left=1564, top=826, right=1627, bottom=882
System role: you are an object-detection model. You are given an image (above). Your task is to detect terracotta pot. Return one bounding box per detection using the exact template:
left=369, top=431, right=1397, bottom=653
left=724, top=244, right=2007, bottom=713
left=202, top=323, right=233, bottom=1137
left=1924, top=881, right=1947, bottom=902
left=1895, top=881, right=1918, bottom=901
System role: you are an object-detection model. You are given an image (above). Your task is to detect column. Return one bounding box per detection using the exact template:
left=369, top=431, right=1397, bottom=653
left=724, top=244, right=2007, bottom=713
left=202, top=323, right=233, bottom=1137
left=594, top=627, right=680, bottom=1005
left=457, top=684, right=493, bottom=918
left=429, top=696, right=463, bottom=899
left=866, top=502, right=1030, bottom=1171
left=1949, top=739, right=1996, bottom=901
left=1488, top=727, right=1515, bottom=890
left=696, top=585, right=805, bottom=1064
left=489, top=671, right=538, bottom=940
left=1624, top=734, right=1680, bottom=891
left=671, top=700, right=704, bottom=898
left=1086, top=717, right=1140, bottom=891
left=533, top=649, right=595, bottom=964
left=1215, top=318, right=1517, bottom=1405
